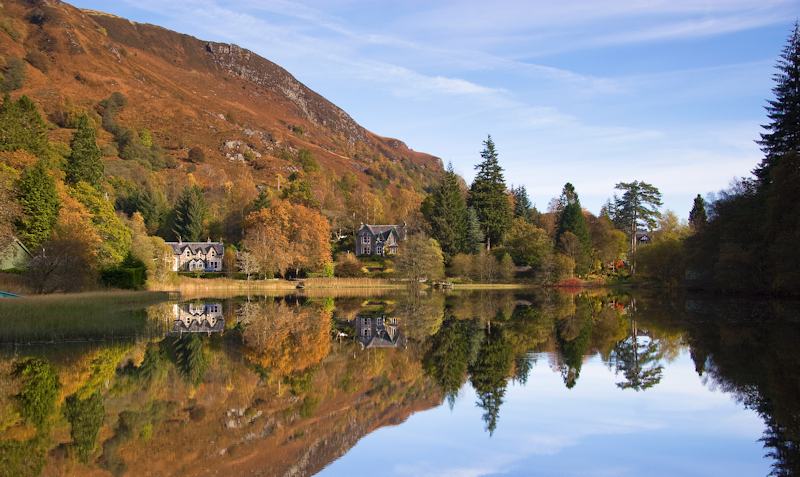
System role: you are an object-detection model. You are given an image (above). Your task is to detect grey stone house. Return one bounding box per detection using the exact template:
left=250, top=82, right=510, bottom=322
left=166, top=241, right=224, bottom=272
left=353, top=315, right=405, bottom=349
left=355, top=223, right=407, bottom=256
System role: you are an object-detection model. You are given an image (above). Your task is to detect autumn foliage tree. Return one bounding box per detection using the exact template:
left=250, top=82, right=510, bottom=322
left=242, top=200, right=332, bottom=278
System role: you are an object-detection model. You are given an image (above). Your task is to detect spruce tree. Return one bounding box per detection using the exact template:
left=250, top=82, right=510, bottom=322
left=468, top=135, right=512, bottom=249
left=756, top=21, right=800, bottom=186
left=65, top=115, right=103, bottom=186
left=511, top=185, right=533, bottom=222
left=465, top=207, right=485, bottom=253
left=688, top=194, right=707, bottom=232
left=16, top=160, right=59, bottom=249
left=555, top=183, right=591, bottom=274
left=172, top=186, right=206, bottom=242
left=424, top=162, right=468, bottom=258
left=0, top=95, right=48, bottom=156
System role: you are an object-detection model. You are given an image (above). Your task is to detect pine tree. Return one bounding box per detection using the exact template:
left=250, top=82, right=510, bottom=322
left=172, top=186, right=206, bottom=242
left=0, top=95, right=48, bottom=156
left=613, top=181, right=662, bottom=275
left=555, top=183, right=591, bottom=273
left=16, top=160, right=59, bottom=249
left=511, top=185, right=533, bottom=222
left=465, top=207, right=485, bottom=253
left=688, top=194, right=707, bottom=232
left=468, top=135, right=512, bottom=249
left=423, top=162, right=468, bottom=258
left=65, top=115, right=103, bottom=186
left=756, top=21, right=800, bottom=186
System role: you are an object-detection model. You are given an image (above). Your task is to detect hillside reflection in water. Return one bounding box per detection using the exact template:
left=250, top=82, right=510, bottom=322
left=0, top=290, right=797, bottom=476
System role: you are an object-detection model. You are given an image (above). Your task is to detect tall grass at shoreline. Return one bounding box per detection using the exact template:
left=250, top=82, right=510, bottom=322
left=0, top=291, right=172, bottom=342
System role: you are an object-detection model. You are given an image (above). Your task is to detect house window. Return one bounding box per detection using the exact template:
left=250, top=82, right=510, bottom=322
left=362, top=235, right=370, bottom=244
left=376, top=244, right=383, bottom=255
left=363, top=245, right=371, bottom=255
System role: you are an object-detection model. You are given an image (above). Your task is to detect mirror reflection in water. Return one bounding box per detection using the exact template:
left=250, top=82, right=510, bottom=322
left=0, top=290, right=796, bottom=476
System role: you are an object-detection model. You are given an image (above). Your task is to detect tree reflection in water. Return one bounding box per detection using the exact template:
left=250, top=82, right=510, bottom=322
left=0, top=291, right=797, bottom=475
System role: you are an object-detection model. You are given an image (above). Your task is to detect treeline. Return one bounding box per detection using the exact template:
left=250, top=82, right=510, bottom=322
left=681, top=23, right=800, bottom=295
left=419, top=135, right=671, bottom=284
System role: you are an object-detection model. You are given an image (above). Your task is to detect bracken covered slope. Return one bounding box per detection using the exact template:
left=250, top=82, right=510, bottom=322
left=0, top=0, right=442, bottom=229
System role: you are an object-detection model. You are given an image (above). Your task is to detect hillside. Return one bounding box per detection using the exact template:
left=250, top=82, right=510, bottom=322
left=0, top=0, right=442, bottom=238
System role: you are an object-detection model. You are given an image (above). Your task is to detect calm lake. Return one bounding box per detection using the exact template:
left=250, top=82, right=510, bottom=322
left=0, top=289, right=797, bottom=476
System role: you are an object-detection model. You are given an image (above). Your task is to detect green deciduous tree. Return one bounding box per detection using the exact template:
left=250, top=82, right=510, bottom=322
left=65, top=115, right=103, bottom=186
left=395, top=235, right=445, bottom=283
left=504, top=217, right=552, bottom=269
left=16, top=160, right=59, bottom=249
left=423, top=163, right=468, bottom=258
left=469, top=136, right=512, bottom=249
left=172, top=186, right=206, bottom=242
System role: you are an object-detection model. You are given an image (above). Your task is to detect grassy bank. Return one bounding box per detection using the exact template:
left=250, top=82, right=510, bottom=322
left=163, top=276, right=407, bottom=294
left=0, top=291, right=173, bottom=342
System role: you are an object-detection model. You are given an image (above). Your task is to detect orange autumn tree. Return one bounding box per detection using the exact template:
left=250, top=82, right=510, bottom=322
left=240, top=300, right=332, bottom=377
left=243, top=200, right=332, bottom=278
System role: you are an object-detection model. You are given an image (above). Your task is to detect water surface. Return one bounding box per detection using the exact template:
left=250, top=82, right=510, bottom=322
left=0, top=290, right=796, bottom=476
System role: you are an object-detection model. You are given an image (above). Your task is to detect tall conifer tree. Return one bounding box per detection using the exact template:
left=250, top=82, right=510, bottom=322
left=468, top=136, right=512, bottom=249
left=65, top=115, right=103, bottom=186
left=555, top=183, right=591, bottom=273
left=16, top=160, right=59, bottom=249
left=756, top=21, right=800, bottom=186
left=172, top=186, right=206, bottom=242
left=423, top=163, right=468, bottom=258
left=613, top=181, right=662, bottom=274
left=688, top=194, right=707, bottom=232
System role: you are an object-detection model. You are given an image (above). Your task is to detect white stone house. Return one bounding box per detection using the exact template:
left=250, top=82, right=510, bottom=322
left=166, top=241, right=224, bottom=272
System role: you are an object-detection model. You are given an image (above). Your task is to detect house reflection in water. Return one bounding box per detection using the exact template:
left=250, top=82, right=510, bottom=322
left=353, top=315, right=405, bottom=349
left=170, top=302, right=225, bottom=335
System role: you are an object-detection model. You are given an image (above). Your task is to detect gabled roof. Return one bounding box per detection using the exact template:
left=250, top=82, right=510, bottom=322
left=359, top=224, right=407, bottom=241
left=166, top=241, right=224, bottom=255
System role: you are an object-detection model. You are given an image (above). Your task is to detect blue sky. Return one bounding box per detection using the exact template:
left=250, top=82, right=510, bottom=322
left=70, top=0, right=799, bottom=217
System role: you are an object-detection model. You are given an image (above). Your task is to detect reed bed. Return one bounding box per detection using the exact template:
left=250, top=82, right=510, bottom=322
left=0, top=291, right=172, bottom=342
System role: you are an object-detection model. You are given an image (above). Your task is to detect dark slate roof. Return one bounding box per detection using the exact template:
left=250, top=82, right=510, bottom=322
left=166, top=241, right=224, bottom=255
left=360, top=224, right=407, bottom=241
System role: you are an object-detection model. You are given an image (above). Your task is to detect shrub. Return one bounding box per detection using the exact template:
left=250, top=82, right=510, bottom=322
left=1, top=57, right=25, bottom=93
left=187, top=146, right=205, bottom=163
left=334, top=253, right=364, bottom=277
left=101, top=253, right=147, bottom=290
left=0, top=18, right=20, bottom=41
left=24, top=50, right=49, bottom=73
